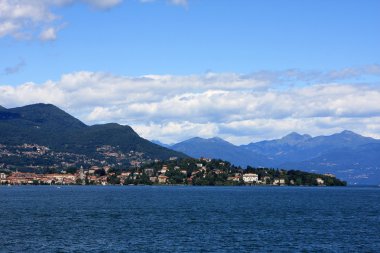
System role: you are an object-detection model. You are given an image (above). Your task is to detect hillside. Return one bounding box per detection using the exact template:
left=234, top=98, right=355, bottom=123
left=0, top=103, right=186, bottom=167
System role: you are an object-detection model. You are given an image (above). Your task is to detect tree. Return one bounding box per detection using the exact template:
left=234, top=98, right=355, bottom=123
left=66, top=167, right=78, bottom=174
left=108, top=175, right=120, bottom=185
left=165, top=169, right=186, bottom=184
left=138, top=173, right=152, bottom=185
left=94, top=168, right=106, bottom=177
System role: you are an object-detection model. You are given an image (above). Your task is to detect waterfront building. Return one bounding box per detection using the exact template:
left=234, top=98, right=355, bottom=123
left=316, top=178, right=325, bottom=185
left=273, top=178, right=286, bottom=185
left=243, top=173, right=259, bottom=184
left=158, top=175, right=168, bottom=184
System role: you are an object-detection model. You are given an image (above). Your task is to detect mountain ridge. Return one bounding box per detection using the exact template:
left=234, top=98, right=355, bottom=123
left=2, top=103, right=379, bottom=184
left=171, top=136, right=273, bottom=168
left=160, top=132, right=380, bottom=185
left=0, top=103, right=186, bottom=160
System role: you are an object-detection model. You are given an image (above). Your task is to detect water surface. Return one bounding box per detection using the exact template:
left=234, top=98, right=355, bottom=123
left=1, top=186, right=379, bottom=252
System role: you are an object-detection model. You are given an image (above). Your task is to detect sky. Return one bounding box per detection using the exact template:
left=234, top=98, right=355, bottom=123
left=1, top=0, right=380, bottom=144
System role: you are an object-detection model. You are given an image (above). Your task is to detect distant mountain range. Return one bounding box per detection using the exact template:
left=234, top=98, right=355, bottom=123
left=1, top=103, right=379, bottom=185
left=0, top=103, right=185, bottom=160
left=171, top=137, right=270, bottom=168
left=157, top=132, right=380, bottom=185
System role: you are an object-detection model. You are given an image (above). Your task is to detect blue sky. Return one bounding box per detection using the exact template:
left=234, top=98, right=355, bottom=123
left=1, top=0, right=380, bottom=144
left=2, top=0, right=380, bottom=84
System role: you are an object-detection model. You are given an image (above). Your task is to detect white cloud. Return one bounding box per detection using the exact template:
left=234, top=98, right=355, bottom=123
left=0, top=0, right=188, bottom=40
left=0, top=0, right=57, bottom=22
left=0, top=20, right=19, bottom=37
left=168, top=0, right=187, bottom=6
left=83, top=0, right=122, bottom=9
left=140, top=0, right=188, bottom=6
left=1, top=68, right=380, bottom=144
left=39, top=27, right=57, bottom=41
left=0, top=0, right=121, bottom=40
left=135, top=121, right=218, bottom=144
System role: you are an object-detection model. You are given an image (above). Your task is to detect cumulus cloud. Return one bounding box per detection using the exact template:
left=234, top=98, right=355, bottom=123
left=0, top=0, right=188, bottom=40
left=1, top=67, right=380, bottom=144
left=0, top=0, right=122, bottom=40
left=245, top=65, right=380, bottom=87
left=39, top=27, right=57, bottom=41
left=0, top=20, right=19, bottom=37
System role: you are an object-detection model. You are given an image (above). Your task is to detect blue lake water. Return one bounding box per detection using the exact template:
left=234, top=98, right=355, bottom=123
left=1, top=186, right=380, bottom=252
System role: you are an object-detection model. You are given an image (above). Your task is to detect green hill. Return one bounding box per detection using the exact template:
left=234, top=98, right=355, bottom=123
left=0, top=103, right=186, bottom=161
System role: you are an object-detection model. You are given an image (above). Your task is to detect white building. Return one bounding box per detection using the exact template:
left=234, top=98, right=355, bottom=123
left=273, top=178, right=286, bottom=185
left=316, top=178, right=325, bottom=185
left=0, top=173, right=6, bottom=179
left=160, top=165, right=168, bottom=174
left=243, top=173, right=259, bottom=184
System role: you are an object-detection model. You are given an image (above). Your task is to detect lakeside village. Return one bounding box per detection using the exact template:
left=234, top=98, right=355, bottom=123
left=0, top=143, right=346, bottom=186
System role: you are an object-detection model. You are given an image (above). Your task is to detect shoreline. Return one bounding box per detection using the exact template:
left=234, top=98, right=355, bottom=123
left=1, top=184, right=356, bottom=187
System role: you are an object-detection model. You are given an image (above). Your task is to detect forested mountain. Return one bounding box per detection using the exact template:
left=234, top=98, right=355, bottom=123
left=0, top=103, right=185, bottom=161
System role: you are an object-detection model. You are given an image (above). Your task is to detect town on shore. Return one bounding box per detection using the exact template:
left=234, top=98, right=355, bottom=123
left=0, top=157, right=346, bottom=186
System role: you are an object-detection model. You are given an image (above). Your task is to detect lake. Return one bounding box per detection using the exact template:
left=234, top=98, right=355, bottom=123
left=1, top=186, right=379, bottom=252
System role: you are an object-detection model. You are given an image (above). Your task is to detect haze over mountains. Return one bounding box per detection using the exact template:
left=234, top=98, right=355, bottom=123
left=160, top=132, right=380, bottom=185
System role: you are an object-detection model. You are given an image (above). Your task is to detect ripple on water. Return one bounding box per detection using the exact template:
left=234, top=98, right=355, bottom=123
left=0, top=186, right=379, bottom=252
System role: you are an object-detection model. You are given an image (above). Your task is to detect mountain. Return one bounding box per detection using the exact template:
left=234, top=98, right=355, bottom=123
left=0, top=103, right=186, bottom=161
left=170, top=132, right=380, bottom=185
left=280, top=143, right=380, bottom=185
left=2, top=103, right=379, bottom=184
left=171, top=137, right=272, bottom=167
left=241, top=132, right=313, bottom=163
left=243, top=130, right=379, bottom=163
